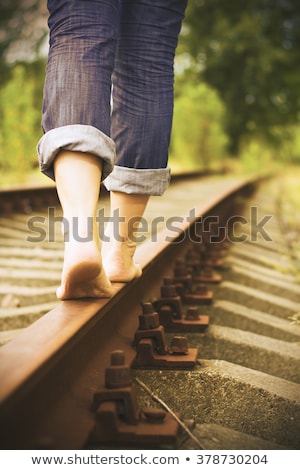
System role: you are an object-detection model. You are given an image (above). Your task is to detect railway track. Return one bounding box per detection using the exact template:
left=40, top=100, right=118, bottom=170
left=0, top=173, right=299, bottom=451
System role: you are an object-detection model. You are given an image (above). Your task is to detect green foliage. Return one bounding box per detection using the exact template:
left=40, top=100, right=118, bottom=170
left=238, top=138, right=279, bottom=175
left=274, top=126, right=300, bottom=164
left=275, top=167, right=300, bottom=284
left=1, top=0, right=300, bottom=185
left=0, top=62, right=44, bottom=183
left=236, top=123, right=300, bottom=176
left=0, top=0, right=48, bottom=86
left=182, top=0, right=300, bottom=154
left=169, top=82, right=228, bottom=170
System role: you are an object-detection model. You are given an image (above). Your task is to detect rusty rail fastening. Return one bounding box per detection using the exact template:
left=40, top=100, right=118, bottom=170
left=90, top=350, right=181, bottom=445
left=88, top=239, right=231, bottom=446
left=132, top=302, right=199, bottom=369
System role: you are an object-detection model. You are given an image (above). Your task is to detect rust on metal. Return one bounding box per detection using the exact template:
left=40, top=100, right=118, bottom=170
left=183, top=283, right=214, bottom=305
left=192, top=265, right=222, bottom=283
left=0, top=175, right=259, bottom=448
left=132, top=303, right=198, bottom=368
left=168, top=335, right=189, bottom=354
left=155, top=284, right=183, bottom=319
left=165, top=266, right=214, bottom=305
left=156, top=304, right=209, bottom=332
left=153, top=283, right=210, bottom=331
left=132, top=338, right=198, bottom=369
left=133, top=302, right=169, bottom=355
left=183, top=248, right=223, bottom=283
left=90, top=351, right=180, bottom=444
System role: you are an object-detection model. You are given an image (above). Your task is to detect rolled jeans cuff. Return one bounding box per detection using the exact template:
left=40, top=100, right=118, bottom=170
left=103, top=165, right=171, bottom=196
left=37, top=124, right=116, bottom=181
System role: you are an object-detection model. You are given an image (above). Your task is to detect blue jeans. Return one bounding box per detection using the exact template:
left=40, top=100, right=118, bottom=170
left=37, top=0, right=187, bottom=195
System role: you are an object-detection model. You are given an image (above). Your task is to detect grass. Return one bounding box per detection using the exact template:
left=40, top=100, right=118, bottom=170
left=276, top=166, right=300, bottom=279
left=0, top=168, right=54, bottom=189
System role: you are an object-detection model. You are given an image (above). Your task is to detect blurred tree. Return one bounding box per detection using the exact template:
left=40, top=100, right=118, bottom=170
left=2, top=0, right=300, bottom=175
left=182, top=0, right=300, bottom=153
left=170, top=82, right=228, bottom=169
left=0, top=0, right=48, bottom=85
left=0, top=64, right=41, bottom=178
left=0, top=1, right=47, bottom=182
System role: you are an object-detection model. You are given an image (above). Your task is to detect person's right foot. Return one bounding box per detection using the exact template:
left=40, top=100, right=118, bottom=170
left=102, top=239, right=142, bottom=282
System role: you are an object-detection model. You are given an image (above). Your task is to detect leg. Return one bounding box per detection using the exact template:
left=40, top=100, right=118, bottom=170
left=54, top=151, right=113, bottom=299
left=103, top=0, right=187, bottom=281
left=38, top=0, right=120, bottom=298
left=102, top=191, right=149, bottom=282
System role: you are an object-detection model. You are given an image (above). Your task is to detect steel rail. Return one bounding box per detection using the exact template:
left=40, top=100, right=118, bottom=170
left=0, top=176, right=260, bottom=449
left=0, top=170, right=222, bottom=215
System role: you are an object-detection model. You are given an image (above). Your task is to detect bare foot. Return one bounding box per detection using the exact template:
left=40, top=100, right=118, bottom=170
left=102, top=239, right=142, bottom=283
left=57, top=240, right=113, bottom=300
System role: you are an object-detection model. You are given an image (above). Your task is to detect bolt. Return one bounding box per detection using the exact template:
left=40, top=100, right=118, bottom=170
left=162, top=277, right=185, bottom=297
left=105, top=350, right=132, bottom=389
left=111, top=350, right=125, bottom=366
left=174, top=265, right=188, bottom=277
left=195, top=283, right=208, bottom=294
left=203, top=266, right=213, bottom=277
left=163, top=277, right=174, bottom=286
left=154, top=283, right=183, bottom=320
left=185, top=306, right=199, bottom=321
left=160, top=304, right=174, bottom=316
left=185, top=250, right=201, bottom=266
left=161, top=284, right=178, bottom=298
left=168, top=335, right=188, bottom=355
left=138, top=302, right=160, bottom=330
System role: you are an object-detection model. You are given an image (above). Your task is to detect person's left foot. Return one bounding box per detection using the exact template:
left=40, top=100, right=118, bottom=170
left=57, top=239, right=113, bottom=300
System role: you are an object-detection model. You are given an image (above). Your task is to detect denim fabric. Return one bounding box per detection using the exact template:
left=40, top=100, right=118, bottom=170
left=38, top=0, right=187, bottom=194
left=104, top=165, right=171, bottom=196
left=37, top=125, right=115, bottom=181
